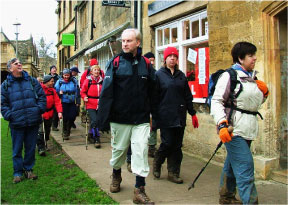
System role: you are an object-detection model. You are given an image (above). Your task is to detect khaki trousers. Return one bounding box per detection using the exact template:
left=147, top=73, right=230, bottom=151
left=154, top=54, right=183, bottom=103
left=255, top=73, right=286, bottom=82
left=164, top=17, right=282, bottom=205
left=110, top=122, right=150, bottom=177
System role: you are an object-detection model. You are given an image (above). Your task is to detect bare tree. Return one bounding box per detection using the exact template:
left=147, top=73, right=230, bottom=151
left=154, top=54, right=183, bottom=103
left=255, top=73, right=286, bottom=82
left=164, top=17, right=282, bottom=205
left=37, top=37, right=57, bottom=75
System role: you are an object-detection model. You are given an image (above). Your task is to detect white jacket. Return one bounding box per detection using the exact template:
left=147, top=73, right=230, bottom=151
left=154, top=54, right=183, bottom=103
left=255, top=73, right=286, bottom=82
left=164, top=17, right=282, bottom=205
left=210, top=68, right=264, bottom=140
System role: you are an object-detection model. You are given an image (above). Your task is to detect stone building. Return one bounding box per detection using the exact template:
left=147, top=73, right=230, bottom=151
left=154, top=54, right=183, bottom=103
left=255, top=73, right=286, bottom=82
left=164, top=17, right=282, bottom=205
left=56, top=0, right=287, bottom=181
left=1, top=30, right=40, bottom=82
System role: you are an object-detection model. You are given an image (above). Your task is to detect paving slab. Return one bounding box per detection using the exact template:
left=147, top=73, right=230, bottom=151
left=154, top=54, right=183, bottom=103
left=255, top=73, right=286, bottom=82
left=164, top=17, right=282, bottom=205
left=50, top=117, right=288, bottom=204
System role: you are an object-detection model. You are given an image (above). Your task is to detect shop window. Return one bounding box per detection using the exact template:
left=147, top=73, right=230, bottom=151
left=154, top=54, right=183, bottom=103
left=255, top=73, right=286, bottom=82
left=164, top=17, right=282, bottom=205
left=157, top=29, right=163, bottom=46
left=164, top=28, right=169, bottom=45
left=192, top=19, right=199, bottom=38
left=171, top=27, right=177, bottom=43
left=183, top=20, right=190, bottom=40
left=155, top=10, right=208, bottom=102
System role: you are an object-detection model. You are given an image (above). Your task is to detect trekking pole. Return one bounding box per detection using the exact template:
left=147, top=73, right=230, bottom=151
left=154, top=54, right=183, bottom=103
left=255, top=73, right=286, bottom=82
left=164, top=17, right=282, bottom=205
left=188, top=126, right=233, bottom=190
left=60, top=118, right=64, bottom=142
left=42, top=119, right=47, bottom=149
left=188, top=141, right=223, bottom=190
left=85, top=102, right=88, bottom=150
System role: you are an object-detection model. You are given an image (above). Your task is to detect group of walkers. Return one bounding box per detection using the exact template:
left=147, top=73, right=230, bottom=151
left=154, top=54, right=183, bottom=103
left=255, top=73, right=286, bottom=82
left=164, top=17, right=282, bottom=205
left=1, top=27, right=269, bottom=205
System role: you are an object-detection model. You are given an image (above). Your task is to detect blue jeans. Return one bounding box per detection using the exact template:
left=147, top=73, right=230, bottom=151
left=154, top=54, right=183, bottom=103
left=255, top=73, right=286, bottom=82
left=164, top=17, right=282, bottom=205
left=220, top=136, right=258, bottom=204
left=10, top=125, right=39, bottom=177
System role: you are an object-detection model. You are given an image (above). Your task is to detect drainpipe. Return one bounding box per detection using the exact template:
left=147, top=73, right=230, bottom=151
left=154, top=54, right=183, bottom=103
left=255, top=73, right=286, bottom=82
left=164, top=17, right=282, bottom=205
left=134, top=0, right=137, bottom=28
left=137, top=0, right=141, bottom=32
left=90, top=1, right=94, bottom=40
left=74, top=5, right=78, bottom=51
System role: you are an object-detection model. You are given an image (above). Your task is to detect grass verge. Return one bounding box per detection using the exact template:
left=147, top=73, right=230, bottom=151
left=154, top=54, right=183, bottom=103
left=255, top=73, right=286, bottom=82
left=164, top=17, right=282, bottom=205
left=1, top=119, right=117, bottom=204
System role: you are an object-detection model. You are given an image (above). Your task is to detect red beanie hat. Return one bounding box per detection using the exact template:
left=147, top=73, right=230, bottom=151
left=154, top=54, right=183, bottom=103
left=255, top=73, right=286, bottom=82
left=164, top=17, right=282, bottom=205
left=90, top=58, right=98, bottom=66
left=163, top=47, right=179, bottom=61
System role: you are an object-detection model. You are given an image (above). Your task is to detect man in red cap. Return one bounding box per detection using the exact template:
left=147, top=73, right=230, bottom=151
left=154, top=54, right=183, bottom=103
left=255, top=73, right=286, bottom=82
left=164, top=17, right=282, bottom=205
left=80, top=58, right=98, bottom=88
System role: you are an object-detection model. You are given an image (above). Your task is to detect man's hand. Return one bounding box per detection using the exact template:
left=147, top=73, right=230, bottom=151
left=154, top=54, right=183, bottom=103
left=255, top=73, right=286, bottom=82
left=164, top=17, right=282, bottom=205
left=84, top=96, right=88, bottom=102
left=58, top=112, right=63, bottom=119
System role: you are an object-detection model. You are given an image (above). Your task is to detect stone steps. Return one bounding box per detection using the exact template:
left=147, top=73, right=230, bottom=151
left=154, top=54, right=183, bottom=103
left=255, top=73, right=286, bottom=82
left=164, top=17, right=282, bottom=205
left=271, top=169, right=288, bottom=185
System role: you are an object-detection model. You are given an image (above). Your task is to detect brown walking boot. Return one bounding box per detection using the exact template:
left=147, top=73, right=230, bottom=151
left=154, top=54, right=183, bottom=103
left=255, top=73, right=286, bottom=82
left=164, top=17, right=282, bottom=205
left=153, top=159, right=161, bottom=178
left=94, top=137, right=101, bottom=149
left=127, top=162, right=132, bottom=173
left=13, top=176, right=23, bottom=184
left=219, top=196, right=242, bottom=204
left=24, top=170, right=38, bottom=180
left=167, top=172, right=183, bottom=184
left=110, top=172, right=122, bottom=193
left=133, top=186, right=155, bottom=204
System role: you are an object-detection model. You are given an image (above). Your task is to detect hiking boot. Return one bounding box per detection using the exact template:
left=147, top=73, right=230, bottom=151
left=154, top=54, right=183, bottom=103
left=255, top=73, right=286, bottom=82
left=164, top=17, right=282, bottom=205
left=152, top=159, right=161, bottom=178
left=133, top=186, right=155, bottom=204
left=127, top=162, right=132, bottom=173
left=94, top=137, right=101, bottom=149
left=13, top=176, right=23, bottom=184
left=38, top=149, right=46, bottom=156
left=167, top=172, right=183, bottom=184
left=24, top=170, right=38, bottom=180
left=52, top=127, right=59, bottom=131
left=219, top=196, right=242, bottom=204
left=110, top=172, right=122, bottom=193
left=148, top=145, right=156, bottom=158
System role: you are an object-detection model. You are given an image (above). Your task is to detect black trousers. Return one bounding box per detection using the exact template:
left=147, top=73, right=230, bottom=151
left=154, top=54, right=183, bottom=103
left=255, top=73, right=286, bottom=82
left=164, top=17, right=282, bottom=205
left=155, top=127, right=185, bottom=173
left=52, top=107, right=59, bottom=128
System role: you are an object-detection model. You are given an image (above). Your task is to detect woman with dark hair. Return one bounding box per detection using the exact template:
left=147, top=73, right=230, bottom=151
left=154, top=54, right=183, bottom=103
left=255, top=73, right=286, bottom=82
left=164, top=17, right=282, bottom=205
left=153, top=47, right=199, bottom=184
left=211, top=42, right=269, bottom=204
left=55, top=68, right=80, bottom=140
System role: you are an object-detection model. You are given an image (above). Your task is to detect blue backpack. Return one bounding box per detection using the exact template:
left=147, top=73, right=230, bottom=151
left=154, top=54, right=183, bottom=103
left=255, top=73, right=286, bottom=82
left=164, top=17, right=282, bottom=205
left=206, top=68, right=242, bottom=109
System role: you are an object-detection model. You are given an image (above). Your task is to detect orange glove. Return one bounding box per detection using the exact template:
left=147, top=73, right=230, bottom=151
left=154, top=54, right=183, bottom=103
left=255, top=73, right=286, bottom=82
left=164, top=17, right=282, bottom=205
left=255, top=80, right=269, bottom=98
left=192, top=115, right=199, bottom=128
left=218, top=120, right=233, bottom=143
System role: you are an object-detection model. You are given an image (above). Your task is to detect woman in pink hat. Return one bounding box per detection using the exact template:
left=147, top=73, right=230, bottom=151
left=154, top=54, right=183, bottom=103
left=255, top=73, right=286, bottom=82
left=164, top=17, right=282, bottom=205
left=153, top=46, right=199, bottom=184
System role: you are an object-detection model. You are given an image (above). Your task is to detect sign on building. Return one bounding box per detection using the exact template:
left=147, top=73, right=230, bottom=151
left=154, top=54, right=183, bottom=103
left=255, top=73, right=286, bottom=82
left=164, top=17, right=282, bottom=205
left=62, top=34, right=75, bottom=46
left=102, top=0, right=125, bottom=7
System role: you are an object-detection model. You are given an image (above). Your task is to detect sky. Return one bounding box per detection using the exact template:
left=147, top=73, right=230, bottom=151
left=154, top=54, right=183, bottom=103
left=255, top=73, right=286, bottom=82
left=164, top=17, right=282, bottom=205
left=0, top=0, right=58, bottom=53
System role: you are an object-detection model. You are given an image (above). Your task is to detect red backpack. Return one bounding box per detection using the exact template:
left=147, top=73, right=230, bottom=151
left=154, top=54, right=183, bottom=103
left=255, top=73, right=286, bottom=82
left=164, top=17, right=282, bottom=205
left=113, top=55, right=151, bottom=70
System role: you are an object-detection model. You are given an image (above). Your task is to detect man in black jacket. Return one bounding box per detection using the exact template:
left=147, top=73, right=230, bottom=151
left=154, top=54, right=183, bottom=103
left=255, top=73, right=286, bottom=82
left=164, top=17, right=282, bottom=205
left=97, top=28, right=156, bottom=204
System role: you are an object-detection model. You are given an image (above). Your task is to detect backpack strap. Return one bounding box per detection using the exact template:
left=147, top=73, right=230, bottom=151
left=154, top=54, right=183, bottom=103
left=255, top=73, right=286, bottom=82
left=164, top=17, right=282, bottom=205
left=87, top=68, right=91, bottom=76
left=87, top=79, right=92, bottom=91
left=113, top=56, right=120, bottom=68
left=29, top=76, right=39, bottom=100
left=143, top=56, right=151, bottom=70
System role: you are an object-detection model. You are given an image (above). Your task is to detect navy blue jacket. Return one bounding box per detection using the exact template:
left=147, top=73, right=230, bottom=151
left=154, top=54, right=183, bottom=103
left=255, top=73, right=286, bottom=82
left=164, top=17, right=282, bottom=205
left=97, top=50, right=157, bottom=130
left=1, top=71, right=46, bottom=128
left=155, top=67, right=196, bottom=128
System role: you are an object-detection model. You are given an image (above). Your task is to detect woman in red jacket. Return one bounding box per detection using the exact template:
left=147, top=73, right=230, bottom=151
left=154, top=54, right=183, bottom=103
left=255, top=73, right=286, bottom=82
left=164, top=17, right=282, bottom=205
left=80, top=65, right=104, bottom=148
left=37, top=75, right=63, bottom=156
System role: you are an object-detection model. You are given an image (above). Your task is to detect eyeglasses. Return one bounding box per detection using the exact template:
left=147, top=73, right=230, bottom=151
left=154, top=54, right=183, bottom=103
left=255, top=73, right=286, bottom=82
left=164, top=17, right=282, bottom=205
left=13, top=62, right=22, bottom=66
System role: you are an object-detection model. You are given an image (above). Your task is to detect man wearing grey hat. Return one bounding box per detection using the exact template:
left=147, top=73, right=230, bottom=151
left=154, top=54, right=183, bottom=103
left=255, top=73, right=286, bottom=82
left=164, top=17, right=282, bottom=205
left=1, top=58, right=46, bottom=183
left=37, top=75, right=63, bottom=156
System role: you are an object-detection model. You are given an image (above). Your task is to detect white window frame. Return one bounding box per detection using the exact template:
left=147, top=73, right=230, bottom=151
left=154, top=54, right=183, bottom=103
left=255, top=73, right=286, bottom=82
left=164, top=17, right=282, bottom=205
left=155, top=10, right=208, bottom=103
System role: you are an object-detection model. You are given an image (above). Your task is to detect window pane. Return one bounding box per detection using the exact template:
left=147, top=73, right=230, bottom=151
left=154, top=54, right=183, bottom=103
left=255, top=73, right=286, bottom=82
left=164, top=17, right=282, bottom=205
left=192, top=20, right=199, bottom=38
left=164, top=28, right=169, bottom=45
left=157, top=29, right=163, bottom=46
left=201, top=17, right=208, bottom=36
left=171, top=27, right=177, bottom=43
left=183, top=20, right=190, bottom=40
left=157, top=51, right=164, bottom=69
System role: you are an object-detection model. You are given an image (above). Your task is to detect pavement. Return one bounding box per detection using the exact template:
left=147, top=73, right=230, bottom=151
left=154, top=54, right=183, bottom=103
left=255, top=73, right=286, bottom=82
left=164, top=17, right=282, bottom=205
left=50, top=117, right=287, bottom=204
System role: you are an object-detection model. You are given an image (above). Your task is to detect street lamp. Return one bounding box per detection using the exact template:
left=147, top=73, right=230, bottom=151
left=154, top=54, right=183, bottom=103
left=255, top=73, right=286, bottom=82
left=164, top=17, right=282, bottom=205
left=13, top=20, right=21, bottom=58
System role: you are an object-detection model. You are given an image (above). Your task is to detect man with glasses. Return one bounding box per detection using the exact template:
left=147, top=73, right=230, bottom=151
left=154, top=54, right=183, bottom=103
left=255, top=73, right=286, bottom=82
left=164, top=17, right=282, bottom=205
left=1, top=58, right=46, bottom=184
